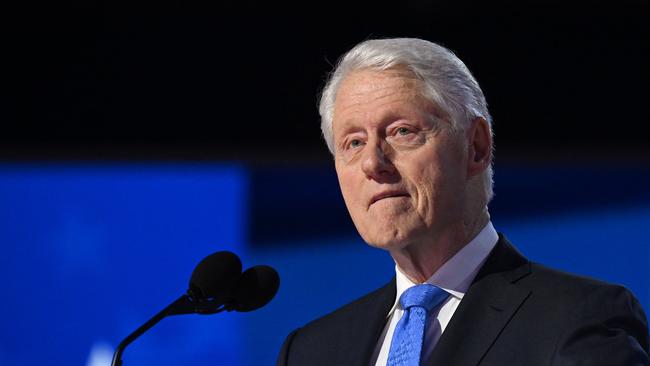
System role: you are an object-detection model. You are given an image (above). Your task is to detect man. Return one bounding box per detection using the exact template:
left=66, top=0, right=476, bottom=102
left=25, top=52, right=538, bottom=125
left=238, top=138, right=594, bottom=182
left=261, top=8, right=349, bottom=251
left=276, top=38, right=649, bottom=365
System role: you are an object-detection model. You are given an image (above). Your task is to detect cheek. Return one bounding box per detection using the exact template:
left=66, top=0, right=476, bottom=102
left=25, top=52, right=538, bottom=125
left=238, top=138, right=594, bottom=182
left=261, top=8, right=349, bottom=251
left=403, top=157, right=435, bottom=196
left=412, top=169, right=437, bottom=217
left=336, top=169, right=362, bottom=209
left=403, top=156, right=450, bottom=221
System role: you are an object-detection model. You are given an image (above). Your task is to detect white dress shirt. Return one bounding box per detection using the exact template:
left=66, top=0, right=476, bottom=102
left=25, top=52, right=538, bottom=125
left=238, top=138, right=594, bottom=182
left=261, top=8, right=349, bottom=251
left=371, top=222, right=499, bottom=365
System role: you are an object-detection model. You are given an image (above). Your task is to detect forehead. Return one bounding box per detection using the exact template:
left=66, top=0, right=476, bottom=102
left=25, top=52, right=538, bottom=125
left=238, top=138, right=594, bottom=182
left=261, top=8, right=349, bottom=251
left=332, top=68, right=439, bottom=129
left=334, top=68, right=423, bottom=106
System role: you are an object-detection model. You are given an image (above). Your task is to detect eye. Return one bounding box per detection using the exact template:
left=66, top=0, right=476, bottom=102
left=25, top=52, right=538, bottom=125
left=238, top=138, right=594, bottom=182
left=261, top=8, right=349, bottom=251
left=349, top=139, right=363, bottom=148
left=397, top=127, right=412, bottom=136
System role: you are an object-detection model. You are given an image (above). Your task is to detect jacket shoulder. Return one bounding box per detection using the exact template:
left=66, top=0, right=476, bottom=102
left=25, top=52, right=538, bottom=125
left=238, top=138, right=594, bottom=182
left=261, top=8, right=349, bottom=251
left=526, top=262, right=641, bottom=301
left=276, top=280, right=395, bottom=366
left=298, top=279, right=394, bottom=337
left=524, top=263, right=650, bottom=356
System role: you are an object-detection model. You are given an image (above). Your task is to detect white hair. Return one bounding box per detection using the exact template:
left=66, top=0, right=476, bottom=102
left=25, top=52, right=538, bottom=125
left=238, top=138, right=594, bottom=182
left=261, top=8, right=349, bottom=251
left=318, top=37, right=494, bottom=202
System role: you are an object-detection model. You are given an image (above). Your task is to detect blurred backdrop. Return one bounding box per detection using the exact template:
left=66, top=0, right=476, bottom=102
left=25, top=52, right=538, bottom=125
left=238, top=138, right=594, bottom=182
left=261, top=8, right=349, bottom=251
left=1, top=1, right=648, bottom=365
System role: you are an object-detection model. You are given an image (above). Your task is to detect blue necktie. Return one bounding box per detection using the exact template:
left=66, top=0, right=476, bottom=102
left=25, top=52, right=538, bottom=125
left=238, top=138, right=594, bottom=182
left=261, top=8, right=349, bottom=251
left=387, top=284, right=449, bottom=366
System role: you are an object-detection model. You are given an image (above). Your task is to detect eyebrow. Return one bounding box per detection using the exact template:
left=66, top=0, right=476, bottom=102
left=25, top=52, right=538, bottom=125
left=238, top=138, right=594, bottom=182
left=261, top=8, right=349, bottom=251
left=335, top=125, right=365, bottom=146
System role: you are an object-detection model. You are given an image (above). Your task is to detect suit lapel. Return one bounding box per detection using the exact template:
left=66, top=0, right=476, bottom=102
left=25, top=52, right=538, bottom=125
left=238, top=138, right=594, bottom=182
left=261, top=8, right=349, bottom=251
left=343, top=278, right=396, bottom=366
left=427, top=235, right=532, bottom=366
left=278, top=278, right=395, bottom=366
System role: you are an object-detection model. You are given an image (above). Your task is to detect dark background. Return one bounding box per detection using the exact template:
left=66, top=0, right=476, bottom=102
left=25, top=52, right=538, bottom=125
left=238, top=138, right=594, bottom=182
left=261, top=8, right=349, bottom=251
left=3, top=1, right=649, bottom=161
left=1, top=3, right=649, bottom=365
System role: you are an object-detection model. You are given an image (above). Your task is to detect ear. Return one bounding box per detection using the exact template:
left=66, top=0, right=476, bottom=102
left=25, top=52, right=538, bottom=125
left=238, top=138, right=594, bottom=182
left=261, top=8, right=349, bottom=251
left=466, top=117, right=492, bottom=177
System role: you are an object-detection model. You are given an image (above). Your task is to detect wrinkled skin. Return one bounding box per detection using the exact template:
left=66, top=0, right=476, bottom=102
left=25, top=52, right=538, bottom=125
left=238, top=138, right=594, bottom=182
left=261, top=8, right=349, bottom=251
left=332, top=68, right=492, bottom=282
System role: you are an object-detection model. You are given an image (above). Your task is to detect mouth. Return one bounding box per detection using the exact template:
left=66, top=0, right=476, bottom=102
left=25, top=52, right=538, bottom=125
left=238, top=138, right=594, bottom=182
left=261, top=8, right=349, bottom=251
left=369, top=190, right=410, bottom=206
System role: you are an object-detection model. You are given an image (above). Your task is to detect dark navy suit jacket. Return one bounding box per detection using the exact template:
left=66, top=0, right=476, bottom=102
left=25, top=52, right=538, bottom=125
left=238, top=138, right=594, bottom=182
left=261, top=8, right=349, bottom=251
left=276, top=235, right=650, bottom=365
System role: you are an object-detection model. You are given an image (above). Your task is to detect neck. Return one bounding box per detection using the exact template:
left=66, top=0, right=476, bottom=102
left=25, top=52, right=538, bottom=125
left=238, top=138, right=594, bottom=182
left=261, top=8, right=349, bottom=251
left=390, top=209, right=490, bottom=283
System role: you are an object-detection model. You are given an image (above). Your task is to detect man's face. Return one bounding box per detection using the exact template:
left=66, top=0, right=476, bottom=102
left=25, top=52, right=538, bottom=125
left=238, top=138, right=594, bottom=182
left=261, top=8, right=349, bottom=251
left=332, top=68, right=470, bottom=251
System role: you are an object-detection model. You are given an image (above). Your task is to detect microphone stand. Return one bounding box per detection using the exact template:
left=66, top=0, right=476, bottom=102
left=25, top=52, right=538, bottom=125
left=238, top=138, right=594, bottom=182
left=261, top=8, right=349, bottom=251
left=111, top=294, right=228, bottom=366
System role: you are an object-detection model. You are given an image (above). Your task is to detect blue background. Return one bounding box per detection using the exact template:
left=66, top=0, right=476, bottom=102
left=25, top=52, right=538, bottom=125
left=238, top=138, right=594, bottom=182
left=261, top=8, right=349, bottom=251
left=0, top=162, right=647, bottom=365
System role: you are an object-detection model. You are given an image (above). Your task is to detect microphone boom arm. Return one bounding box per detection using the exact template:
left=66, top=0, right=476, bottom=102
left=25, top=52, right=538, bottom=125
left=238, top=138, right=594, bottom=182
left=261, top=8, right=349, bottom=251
left=111, top=294, right=226, bottom=366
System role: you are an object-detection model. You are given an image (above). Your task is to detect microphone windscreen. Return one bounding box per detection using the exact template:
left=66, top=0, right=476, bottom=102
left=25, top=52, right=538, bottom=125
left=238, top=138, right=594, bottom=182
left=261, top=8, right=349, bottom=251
left=232, top=265, right=280, bottom=312
left=189, top=251, right=242, bottom=301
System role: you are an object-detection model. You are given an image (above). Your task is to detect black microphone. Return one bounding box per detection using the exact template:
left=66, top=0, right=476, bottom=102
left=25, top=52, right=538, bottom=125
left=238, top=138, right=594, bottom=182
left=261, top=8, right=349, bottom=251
left=232, top=265, right=281, bottom=312
left=111, top=250, right=280, bottom=366
left=186, top=250, right=243, bottom=314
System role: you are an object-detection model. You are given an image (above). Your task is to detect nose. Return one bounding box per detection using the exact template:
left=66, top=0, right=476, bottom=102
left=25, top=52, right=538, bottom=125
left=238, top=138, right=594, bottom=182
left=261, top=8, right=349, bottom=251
left=361, top=140, right=396, bottom=181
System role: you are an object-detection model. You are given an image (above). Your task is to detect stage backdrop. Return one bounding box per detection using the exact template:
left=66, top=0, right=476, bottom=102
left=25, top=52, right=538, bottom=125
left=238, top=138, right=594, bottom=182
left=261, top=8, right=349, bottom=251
left=0, top=161, right=647, bottom=365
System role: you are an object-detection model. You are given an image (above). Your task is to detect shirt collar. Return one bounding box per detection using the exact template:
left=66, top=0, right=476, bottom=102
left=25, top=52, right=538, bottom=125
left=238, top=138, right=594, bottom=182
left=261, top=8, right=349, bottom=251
left=388, top=221, right=499, bottom=316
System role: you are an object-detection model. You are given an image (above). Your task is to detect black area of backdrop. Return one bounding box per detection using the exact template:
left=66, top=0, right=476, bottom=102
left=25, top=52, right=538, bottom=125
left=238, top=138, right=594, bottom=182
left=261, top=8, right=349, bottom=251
left=3, top=1, right=649, bottom=160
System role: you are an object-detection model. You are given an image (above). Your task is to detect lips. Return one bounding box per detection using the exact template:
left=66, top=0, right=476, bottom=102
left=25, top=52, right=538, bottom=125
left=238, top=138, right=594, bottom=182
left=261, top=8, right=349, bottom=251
left=369, top=190, right=410, bottom=206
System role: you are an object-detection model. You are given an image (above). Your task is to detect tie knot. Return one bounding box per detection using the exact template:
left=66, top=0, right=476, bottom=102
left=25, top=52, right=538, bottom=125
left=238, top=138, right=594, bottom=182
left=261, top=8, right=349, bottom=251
left=399, top=284, right=449, bottom=311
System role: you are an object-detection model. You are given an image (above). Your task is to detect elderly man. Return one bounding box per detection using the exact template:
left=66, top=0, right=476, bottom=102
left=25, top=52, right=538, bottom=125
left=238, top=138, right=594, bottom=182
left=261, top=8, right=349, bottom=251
left=276, top=38, right=649, bottom=365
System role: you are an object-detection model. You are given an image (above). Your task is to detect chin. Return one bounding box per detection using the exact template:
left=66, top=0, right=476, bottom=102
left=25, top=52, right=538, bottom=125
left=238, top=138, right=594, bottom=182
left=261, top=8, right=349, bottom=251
left=358, top=216, right=437, bottom=252
left=361, top=229, right=414, bottom=252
